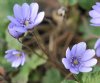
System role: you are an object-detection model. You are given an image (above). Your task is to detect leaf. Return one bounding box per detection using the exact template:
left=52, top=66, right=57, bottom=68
left=61, top=80, right=78, bottom=83
left=42, top=68, right=62, bottom=83
left=5, top=30, right=22, bottom=50
left=26, top=50, right=47, bottom=69
left=69, top=0, right=78, bottom=6
left=79, top=0, right=96, bottom=10
left=11, top=66, right=30, bottom=83
left=76, top=67, right=100, bottom=83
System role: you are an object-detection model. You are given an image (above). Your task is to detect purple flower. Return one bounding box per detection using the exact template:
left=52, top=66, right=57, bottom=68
left=8, top=3, right=45, bottom=38
left=62, top=42, right=97, bottom=74
left=5, top=49, right=26, bottom=68
left=94, top=38, right=100, bottom=57
left=89, top=2, right=100, bottom=26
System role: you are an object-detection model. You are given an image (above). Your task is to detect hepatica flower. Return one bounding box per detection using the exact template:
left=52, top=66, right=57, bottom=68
left=62, top=42, right=97, bottom=74
left=94, top=38, right=100, bottom=57
left=5, top=49, right=26, bottom=68
left=89, top=2, right=100, bottom=26
left=8, top=3, right=45, bottom=38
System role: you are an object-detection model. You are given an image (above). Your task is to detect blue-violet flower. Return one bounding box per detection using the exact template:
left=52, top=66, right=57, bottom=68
left=5, top=49, right=26, bottom=68
left=94, top=38, right=100, bottom=57
left=62, top=42, right=97, bottom=74
left=8, top=3, right=45, bottom=38
left=89, top=2, right=100, bottom=26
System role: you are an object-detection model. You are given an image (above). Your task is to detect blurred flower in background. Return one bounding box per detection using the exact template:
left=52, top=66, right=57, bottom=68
left=5, top=49, right=26, bottom=68
left=89, top=2, right=100, bottom=26
left=62, top=42, right=97, bottom=74
left=8, top=3, right=45, bottom=38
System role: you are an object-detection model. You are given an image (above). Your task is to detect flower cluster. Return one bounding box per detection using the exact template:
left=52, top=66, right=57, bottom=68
left=8, top=3, right=45, bottom=38
left=5, top=2, right=45, bottom=68
left=62, top=42, right=97, bottom=74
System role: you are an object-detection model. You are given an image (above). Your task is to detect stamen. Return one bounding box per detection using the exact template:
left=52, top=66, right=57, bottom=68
left=25, top=21, right=29, bottom=26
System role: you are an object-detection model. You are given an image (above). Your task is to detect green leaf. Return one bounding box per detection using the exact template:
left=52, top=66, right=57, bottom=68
left=76, top=67, right=100, bottom=83
left=42, top=68, right=62, bottom=83
left=79, top=0, right=96, bottom=10
left=61, top=80, right=78, bottom=83
left=25, top=50, right=47, bottom=69
left=11, top=66, right=30, bottom=83
left=69, top=0, right=78, bottom=6
left=5, top=30, right=22, bottom=50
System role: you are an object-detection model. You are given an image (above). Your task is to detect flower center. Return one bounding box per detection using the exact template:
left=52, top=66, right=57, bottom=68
left=16, top=54, right=21, bottom=57
left=73, top=59, right=78, bottom=65
left=25, top=20, right=29, bottom=26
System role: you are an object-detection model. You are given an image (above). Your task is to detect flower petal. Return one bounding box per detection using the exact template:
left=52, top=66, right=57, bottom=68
left=13, top=4, right=23, bottom=19
left=70, top=67, right=79, bottom=74
left=12, top=58, right=21, bottom=68
left=71, top=42, right=86, bottom=56
left=83, top=58, right=97, bottom=67
left=62, top=58, right=70, bottom=69
left=66, top=47, right=71, bottom=59
left=92, top=4, right=100, bottom=12
left=90, top=24, right=100, bottom=26
left=22, top=3, right=30, bottom=19
left=5, top=49, right=15, bottom=53
left=30, top=3, right=39, bottom=21
left=82, top=49, right=95, bottom=61
left=33, top=12, right=45, bottom=26
left=7, top=16, right=20, bottom=25
left=13, top=26, right=27, bottom=33
left=95, top=47, right=100, bottom=57
left=8, top=23, right=23, bottom=38
left=90, top=18, right=100, bottom=24
left=21, top=53, right=26, bottom=65
left=94, top=38, right=100, bottom=49
left=79, top=67, right=92, bottom=72
left=89, top=10, right=100, bottom=18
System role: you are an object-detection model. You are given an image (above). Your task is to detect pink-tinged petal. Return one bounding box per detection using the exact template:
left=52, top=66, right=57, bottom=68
left=89, top=10, right=100, bottom=18
left=12, top=58, right=21, bottom=68
left=30, top=3, right=39, bottom=21
left=82, top=49, right=95, bottom=61
left=70, top=67, right=79, bottom=74
left=83, top=58, right=97, bottom=67
left=71, top=42, right=86, bottom=56
left=33, top=12, right=45, bottom=26
left=22, top=3, right=30, bottom=19
left=62, top=58, right=70, bottom=69
left=90, top=18, right=100, bottom=24
left=7, top=16, right=20, bottom=25
left=94, top=38, right=100, bottom=49
left=66, top=47, right=71, bottom=59
left=13, top=4, right=23, bottom=19
left=95, top=47, right=100, bottom=57
left=79, top=67, right=92, bottom=72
